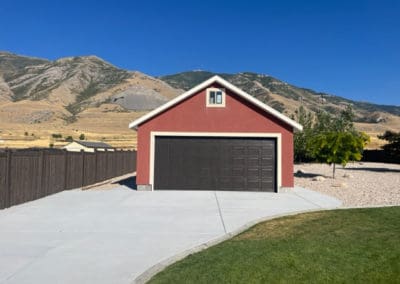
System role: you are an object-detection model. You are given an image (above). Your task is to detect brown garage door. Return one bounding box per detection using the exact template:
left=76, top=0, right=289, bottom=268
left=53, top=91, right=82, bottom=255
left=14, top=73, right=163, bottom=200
left=154, top=136, right=276, bottom=192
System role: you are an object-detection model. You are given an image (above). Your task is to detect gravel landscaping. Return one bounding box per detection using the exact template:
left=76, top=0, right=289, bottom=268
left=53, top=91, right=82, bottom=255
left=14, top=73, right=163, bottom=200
left=294, top=162, right=400, bottom=207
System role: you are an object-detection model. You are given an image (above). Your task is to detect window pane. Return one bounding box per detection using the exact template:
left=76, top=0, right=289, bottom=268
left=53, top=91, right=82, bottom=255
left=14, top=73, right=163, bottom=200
left=216, top=91, right=222, bottom=104
left=209, top=91, right=215, bottom=104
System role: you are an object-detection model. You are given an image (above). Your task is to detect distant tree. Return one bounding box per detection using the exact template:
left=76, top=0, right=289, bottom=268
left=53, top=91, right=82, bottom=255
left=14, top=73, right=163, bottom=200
left=292, top=106, right=314, bottom=162
left=378, top=131, right=400, bottom=160
left=335, top=105, right=355, bottom=132
left=49, top=143, right=54, bottom=148
left=79, top=133, right=85, bottom=140
left=65, top=136, right=73, bottom=142
left=308, top=106, right=369, bottom=178
left=24, top=131, right=28, bottom=136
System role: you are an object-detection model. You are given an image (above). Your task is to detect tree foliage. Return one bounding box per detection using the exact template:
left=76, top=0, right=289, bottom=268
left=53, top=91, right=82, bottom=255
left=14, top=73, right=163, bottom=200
left=309, top=131, right=369, bottom=178
left=293, top=105, right=369, bottom=178
left=378, top=131, right=400, bottom=160
left=292, top=106, right=314, bottom=162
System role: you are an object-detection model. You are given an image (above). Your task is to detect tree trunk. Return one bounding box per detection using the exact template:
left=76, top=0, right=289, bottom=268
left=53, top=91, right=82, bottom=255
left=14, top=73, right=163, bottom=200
left=333, top=163, right=336, bottom=179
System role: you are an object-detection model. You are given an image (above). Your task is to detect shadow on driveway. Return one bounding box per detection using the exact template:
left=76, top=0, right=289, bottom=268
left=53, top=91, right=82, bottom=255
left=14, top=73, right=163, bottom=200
left=114, top=176, right=137, bottom=190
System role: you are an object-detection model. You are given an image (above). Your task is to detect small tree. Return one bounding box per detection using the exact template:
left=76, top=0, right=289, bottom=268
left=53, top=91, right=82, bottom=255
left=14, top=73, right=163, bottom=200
left=308, top=106, right=369, bottom=178
left=65, top=136, right=73, bottom=142
left=79, top=133, right=85, bottom=140
left=309, top=131, right=369, bottom=178
left=378, top=131, right=400, bottom=159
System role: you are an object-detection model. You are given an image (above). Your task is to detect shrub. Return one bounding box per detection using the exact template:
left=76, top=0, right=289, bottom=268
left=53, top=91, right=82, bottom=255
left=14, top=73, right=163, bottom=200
left=51, top=133, right=62, bottom=139
left=378, top=131, right=400, bottom=160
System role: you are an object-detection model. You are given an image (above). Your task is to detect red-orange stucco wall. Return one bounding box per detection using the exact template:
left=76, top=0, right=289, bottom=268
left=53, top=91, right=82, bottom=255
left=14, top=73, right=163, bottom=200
left=135, top=83, right=295, bottom=188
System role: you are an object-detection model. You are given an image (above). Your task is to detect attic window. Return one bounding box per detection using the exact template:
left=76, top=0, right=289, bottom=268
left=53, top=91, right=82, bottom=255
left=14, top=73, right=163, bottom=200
left=206, top=88, right=225, bottom=107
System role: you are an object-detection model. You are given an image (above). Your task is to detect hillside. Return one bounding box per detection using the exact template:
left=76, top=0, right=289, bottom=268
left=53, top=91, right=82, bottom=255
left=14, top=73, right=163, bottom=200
left=0, top=52, right=179, bottom=149
left=0, top=52, right=399, bottom=149
left=160, top=71, right=400, bottom=121
left=160, top=71, right=400, bottom=148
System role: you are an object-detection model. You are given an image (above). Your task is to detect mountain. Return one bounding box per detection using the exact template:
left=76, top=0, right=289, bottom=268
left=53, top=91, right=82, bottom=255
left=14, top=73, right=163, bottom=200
left=160, top=71, right=400, bottom=123
left=0, top=51, right=178, bottom=114
left=0, top=52, right=399, bottom=149
left=0, top=52, right=180, bottom=149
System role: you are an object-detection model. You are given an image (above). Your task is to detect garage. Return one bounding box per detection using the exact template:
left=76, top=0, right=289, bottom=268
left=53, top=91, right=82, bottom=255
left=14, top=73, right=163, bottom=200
left=154, top=136, right=276, bottom=191
left=129, top=75, right=302, bottom=192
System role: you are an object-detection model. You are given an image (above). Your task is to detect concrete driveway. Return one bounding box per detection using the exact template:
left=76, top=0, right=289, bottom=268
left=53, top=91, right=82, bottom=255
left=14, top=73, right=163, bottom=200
left=0, top=184, right=341, bottom=284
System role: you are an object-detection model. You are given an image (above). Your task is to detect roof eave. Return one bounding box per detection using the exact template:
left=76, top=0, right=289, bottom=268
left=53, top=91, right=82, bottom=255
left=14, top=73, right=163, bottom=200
left=128, top=75, right=303, bottom=131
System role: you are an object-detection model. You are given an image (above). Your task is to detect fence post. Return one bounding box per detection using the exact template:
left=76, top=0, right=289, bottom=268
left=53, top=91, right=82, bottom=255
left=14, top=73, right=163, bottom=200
left=94, top=149, right=98, bottom=183
left=37, top=150, right=44, bottom=198
left=105, top=149, right=109, bottom=179
left=81, top=150, right=85, bottom=187
left=4, top=150, right=12, bottom=208
left=63, top=150, right=68, bottom=190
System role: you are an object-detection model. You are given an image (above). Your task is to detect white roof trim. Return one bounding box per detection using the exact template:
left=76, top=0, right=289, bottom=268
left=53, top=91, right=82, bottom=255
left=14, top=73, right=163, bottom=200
left=128, top=75, right=303, bottom=131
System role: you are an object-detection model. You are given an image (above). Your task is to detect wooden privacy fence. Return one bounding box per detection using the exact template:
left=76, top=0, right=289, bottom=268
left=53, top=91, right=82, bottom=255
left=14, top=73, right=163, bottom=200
left=0, top=149, right=136, bottom=209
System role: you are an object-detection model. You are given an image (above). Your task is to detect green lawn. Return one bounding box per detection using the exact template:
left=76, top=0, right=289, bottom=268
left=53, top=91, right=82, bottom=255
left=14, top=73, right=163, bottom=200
left=149, top=207, right=400, bottom=284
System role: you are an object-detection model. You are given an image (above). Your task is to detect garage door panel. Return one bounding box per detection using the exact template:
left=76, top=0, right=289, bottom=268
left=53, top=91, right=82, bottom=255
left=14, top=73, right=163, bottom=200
left=232, top=147, right=246, bottom=156
left=220, top=167, right=231, bottom=176
left=232, top=167, right=245, bottom=176
left=261, top=169, right=273, bottom=177
left=247, top=168, right=260, bottom=178
left=154, top=137, right=276, bottom=192
left=261, top=158, right=273, bottom=166
left=248, top=158, right=259, bottom=167
left=232, top=157, right=245, bottom=166
left=248, top=147, right=261, bottom=156
left=247, top=181, right=262, bottom=191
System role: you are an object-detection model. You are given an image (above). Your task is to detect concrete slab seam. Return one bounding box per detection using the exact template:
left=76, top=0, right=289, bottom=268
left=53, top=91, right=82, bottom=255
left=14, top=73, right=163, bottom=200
left=213, top=191, right=227, bottom=234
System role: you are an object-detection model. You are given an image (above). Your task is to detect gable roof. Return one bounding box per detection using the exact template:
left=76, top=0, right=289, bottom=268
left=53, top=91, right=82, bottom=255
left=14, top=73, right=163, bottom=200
left=72, top=140, right=114, bottom=149
left=128, top=75, right=303, bottom=131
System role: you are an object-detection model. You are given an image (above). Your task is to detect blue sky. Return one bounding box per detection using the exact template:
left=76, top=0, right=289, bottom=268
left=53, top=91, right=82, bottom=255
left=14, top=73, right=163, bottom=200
left=1, top=0, right=399, bottom=105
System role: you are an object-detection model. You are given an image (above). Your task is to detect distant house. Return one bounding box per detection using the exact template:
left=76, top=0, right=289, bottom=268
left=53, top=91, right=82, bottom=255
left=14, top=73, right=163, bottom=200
left=63, top=140, right=114, bottom=152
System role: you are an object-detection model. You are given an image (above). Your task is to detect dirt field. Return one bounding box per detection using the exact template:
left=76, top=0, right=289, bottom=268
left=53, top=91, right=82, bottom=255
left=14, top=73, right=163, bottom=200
left=0, top=108, right=143, bottom=149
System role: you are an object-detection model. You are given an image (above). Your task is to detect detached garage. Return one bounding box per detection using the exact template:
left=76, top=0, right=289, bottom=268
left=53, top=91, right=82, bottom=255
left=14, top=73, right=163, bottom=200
left=129, top=76, right=302, bottom=192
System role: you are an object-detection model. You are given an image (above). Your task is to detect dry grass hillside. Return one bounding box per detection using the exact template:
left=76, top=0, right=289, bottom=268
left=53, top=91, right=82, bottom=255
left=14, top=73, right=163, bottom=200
left=0, top=52, right=180, bottom=149
left=0, top=52, right=399, bottom=149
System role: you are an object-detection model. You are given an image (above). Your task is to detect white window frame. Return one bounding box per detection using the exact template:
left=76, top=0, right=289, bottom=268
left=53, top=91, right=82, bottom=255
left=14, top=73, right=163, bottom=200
left=206, top=88, right=226, bottom=107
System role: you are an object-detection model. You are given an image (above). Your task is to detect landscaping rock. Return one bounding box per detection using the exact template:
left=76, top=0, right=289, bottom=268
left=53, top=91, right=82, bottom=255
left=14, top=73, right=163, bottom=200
left=295, top=162, right=400, bottom=207
left=296, top=169, right=306, bottom=175
left=312, top=176, right=326, bottom=181
left=343, top=173, right=354, bottom=178
left=332, top=182, right=347, bottom=188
